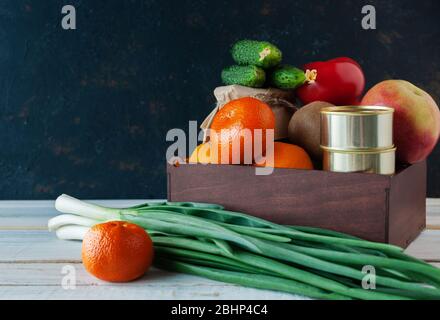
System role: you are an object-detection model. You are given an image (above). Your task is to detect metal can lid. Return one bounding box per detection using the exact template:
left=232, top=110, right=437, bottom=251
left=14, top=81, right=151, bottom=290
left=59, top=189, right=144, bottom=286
left=320, top=105, right=394, bottom=116
left=320, top=145, right=397, bottom=154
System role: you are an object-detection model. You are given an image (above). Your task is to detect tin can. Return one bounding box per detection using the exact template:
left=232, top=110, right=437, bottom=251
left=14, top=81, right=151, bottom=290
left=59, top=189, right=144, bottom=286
left=321, top=106, right=394, bottom=150
left=320, top=105, right=396, bottom=175
left=322, top=147, right=396, bottom=175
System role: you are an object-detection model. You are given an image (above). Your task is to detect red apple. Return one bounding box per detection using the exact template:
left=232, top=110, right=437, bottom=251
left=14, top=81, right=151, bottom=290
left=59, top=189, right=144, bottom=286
left=361, top=80, right=440, bottom=164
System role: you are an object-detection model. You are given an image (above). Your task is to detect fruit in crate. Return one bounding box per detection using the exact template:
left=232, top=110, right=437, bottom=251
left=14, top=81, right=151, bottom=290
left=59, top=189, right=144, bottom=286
left=296, top=57, right=365, bottom=105
left=189, top=142, right=212, bottom=164
left=288, top=101, right=334, bottom=159
left=255, top=142, right=313, bottom=169
left=209, top=97, right=275, bottom=164
left=200, top=85, right=297, bottom=141
left=361, top=80, right=440, bottom=164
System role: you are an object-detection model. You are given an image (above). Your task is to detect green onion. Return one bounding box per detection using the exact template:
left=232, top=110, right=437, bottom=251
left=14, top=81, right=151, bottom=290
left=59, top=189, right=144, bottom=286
left=154, top=257, right=351, bottom=300
left=49, top=194, right=440, bottom=300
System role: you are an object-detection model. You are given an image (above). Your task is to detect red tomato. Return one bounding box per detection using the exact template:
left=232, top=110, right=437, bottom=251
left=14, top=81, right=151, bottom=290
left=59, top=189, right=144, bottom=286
left=296, top=57, right=365, bottom=105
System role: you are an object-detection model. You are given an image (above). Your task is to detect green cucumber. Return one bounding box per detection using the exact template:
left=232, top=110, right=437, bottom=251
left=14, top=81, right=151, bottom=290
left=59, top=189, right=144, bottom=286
left=231, top=40, right=282, bottom=69
left=221, top=65, right=266, bottom=88
left=269, top=65, right=306, bottom=89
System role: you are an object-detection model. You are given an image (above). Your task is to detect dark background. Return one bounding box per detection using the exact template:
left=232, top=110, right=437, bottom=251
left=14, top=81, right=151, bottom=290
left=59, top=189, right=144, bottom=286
left=0, top=0, right=439, bottom=200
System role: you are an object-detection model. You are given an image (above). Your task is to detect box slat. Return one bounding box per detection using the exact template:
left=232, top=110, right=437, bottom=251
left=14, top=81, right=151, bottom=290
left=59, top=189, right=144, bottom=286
left=168, top=161, right=427, bottom=246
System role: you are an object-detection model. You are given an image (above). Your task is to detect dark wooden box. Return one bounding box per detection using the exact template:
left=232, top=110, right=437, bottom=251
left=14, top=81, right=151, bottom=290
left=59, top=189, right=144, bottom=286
left=167, top=161, right=426, bottom=248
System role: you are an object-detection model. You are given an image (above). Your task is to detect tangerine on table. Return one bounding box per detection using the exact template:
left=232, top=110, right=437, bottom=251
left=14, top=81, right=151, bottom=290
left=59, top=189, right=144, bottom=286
left=255, top=142, right=314, bottom=169
left=82, top=221, right=154, bottom=282
left=210, top=97, right=275, bottom=164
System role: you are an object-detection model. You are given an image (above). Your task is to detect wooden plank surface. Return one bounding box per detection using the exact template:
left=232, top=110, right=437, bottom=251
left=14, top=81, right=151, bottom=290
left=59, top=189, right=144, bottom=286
left=427, top=198, right=440, bottom=229
left=0, top=264, right=304, bottom=300
left=0, top=198, right=439, bottom=299
left=1, top=285, right=305, bottom=300
left=405, top=230, right=440, bottom=261
left=0, top=199, right=309, bottom=300
left=0, top=230, right=81, bottom=263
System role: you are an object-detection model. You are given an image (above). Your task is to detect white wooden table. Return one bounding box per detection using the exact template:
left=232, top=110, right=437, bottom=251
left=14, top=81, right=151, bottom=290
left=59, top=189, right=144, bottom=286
left=0, top=199, right=439, bottom=300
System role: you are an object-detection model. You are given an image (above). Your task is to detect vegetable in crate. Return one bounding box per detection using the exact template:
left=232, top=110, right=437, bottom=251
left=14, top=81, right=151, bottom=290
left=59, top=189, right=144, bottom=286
left=221, top=65, right=266, bottom=88
left=231, top=40, right=282, bottom=69
left=288, top=101, right=334, bottom=159
left=296, top=57, right=365, bottom=105
left=49, top=194, right=440, bottom=300
left=269, top=65, right=306, bottom=90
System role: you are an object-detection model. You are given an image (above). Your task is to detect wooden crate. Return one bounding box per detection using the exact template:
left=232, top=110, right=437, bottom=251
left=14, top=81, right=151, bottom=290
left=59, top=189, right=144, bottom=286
left=167, top=161, right=427, bottom=248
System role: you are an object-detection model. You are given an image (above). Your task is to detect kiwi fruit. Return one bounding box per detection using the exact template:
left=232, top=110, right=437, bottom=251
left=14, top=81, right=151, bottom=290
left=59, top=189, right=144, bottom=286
left=288, top=101, right=334, bottom=159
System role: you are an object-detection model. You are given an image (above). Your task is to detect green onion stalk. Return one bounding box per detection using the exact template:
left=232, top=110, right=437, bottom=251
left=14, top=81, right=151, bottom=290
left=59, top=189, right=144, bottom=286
left=49, top=194, right=440, bottom=300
